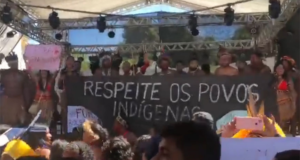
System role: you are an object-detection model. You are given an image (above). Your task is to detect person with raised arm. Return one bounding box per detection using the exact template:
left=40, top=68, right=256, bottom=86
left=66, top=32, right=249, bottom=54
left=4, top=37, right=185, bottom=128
left=27, top=68, right=56, bottom=124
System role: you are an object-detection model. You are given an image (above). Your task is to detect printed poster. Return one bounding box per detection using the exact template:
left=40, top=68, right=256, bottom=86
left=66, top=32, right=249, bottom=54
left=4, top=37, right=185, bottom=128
left=24, top=45, right=62, bottom=71
left=67, top=106, right=99, bottom=133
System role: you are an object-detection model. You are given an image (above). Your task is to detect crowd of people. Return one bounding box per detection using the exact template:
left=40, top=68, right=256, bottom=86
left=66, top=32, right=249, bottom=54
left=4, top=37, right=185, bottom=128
left=0, top=46, right=299, bottom=160
left=1, top=113, right=300, bottom=160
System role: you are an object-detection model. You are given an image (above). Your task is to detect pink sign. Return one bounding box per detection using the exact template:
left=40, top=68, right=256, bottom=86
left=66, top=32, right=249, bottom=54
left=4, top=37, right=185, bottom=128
left=24, top=45, right=62, bottom=71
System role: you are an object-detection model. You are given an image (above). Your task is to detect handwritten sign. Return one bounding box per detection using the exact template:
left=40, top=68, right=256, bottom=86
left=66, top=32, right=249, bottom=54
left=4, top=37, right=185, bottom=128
left=221, top=138, right=300, bottom=160
left=24, top=45, right=62, bottom=71
left=67, top=106, right=99, bottom=133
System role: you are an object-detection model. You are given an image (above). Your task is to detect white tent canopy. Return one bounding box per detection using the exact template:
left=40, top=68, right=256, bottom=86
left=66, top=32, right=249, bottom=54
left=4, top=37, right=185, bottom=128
left=19, top=0, right=274, bottom=19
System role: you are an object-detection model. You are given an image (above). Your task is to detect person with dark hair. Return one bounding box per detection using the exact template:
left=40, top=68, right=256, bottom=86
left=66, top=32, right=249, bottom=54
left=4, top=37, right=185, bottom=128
left=113, top=116, right=137, bottom=147
left=187, top=58, right=204, bottom=76
left=27, top=69, right=55, bottom=124
left=101, top=136, right=133, bottom=160
left=155, top=121, right=221, bottom=160
left=0, top=53, right=34, bottom=126
left=214, top=46, right=238, bottom=76
left=175, top=61, right=186, bottom=75
left=235, top=60, right=249, bottom=75
left=273, top=150, right=300, bottom=160
left=82, top=120, right=109, bottom=160
left=74, top=60, right=82, bottom=73
left=273, top=61, right=297, bottom=134
left=61, top=56, right=78, bottom=76
left=281, top=56, right=300, bottom=136
left=201, top=64, right=211, bottom=75
left=157, top=57, right=174, bottom=75
left=78, top=57, right=84, bottom=63
left=192, top=112, right=214, bottom=129
left=62, top=141, right=94, bottom=160
left=248, top=51, right=271, bottom=74
left=133, top=135, right=151, bottom=160
left=146, top=125, right=161, bottom=160
left=49, top=139, right=69, bottom=160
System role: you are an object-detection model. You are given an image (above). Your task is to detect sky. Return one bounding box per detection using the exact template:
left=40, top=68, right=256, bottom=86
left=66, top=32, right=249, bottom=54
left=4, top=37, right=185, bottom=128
left=68, top=5, right=187, bottom=45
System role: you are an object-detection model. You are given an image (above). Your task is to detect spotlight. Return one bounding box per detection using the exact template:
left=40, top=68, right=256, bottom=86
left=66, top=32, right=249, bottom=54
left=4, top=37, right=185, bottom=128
left=1, top=4, right=13, bottom=24
left=188, top=14, right=198, bottom=36
left=269, top=0, right=281, bottom=19
left=190, top=27, right=199, bottom=36
left=188, top=14, right=197, bottom=27
left=55, top=33, right=63, bottom=40
left=6, top=31, right=17, bottom=38
left=108, top=31, right=115, bottom=38
left=97, top=16, right=106, bottom=33
left=224, top=5, right=234, bottom=26
left=48, top=11, right=60, bottom=29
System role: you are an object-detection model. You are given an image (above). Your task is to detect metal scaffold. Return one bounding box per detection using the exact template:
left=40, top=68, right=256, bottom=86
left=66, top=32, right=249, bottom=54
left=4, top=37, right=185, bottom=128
left=71, top=40, right=253, bottom=53
left=256, top=0, right=300, bottom=46
left=0, top=0, right=61, bottom=44
left=36, top=12, right=271, bottom=30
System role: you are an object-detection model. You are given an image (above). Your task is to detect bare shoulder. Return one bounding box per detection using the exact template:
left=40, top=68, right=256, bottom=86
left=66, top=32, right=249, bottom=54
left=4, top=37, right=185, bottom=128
left=214, top=67, right=221, bottom=74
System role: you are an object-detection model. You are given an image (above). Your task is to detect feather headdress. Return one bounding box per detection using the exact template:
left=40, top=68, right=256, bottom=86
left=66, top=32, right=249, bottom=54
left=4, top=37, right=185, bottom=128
left=99, top=55, right=111, bottom=67
left=232, top=89, right=285, bottom=138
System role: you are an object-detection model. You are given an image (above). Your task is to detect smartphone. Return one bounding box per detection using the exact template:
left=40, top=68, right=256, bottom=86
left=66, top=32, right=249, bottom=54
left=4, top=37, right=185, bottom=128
left=235, top=117, right=263, bottom=130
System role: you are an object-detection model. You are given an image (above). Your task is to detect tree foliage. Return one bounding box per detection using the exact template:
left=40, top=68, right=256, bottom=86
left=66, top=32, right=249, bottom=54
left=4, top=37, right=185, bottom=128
left=122, top=20, right=159, bottom=43
left=122, top=21, right=196, bottom=44
left=159, top=26, right=195, bottom=42
left=231, top=26, right=252, bottom=40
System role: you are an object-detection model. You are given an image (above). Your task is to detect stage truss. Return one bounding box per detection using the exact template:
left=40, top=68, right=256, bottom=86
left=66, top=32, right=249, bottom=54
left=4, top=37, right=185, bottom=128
left=1, top=0, right=299, bottom=47
left=71, top=40, right=253, bottom=53
left=0, top=0, right=61, bottom=44
left=257, top=0, right=300, bottom=46
left=36, top=12, right=271, bottom=30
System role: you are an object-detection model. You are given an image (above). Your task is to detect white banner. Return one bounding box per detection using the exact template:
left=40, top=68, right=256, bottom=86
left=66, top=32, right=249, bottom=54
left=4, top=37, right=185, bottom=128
left=67, top=106, right=99, bottom=133
left=221, top=138, right=299, bottom=160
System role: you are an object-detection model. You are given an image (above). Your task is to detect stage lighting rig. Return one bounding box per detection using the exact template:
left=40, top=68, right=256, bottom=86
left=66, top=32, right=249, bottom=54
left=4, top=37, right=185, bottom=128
left=108, top=31, right=115, bottom=38
left=224, top=4, right=234, bottom=26
left=6, top=31, right=17, bottom=38
left=1, top=4, right=13, bottom=24
left=48, top=11, right=60, bottom=29
left=269, top=0, right=281, bottom=19
left=188, top=14, right=199, bottom=36
left=55, top=33, right=63, bottom=40
left=97, top=16, right=106, bottom=33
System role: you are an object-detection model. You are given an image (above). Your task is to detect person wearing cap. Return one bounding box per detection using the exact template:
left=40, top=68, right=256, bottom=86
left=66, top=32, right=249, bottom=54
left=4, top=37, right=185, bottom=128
left=113, top=116, right=137, bottom=147
left=248, top=51, right=271, bottom=74
left=214, top=46, right=238, bottom=76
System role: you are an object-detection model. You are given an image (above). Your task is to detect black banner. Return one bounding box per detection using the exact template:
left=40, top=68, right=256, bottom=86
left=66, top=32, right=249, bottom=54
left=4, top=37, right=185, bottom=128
left=65, top=75, right=277, bottom=135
